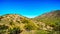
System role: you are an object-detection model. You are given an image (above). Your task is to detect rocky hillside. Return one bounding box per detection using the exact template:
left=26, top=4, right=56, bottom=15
left=34, top=10, right=60, bottom=26
left=0, top=14, right=39, bottom=34
left=0, top=10, right=60, bottom=34
left=0, top=14, right=53, bottom=34
left=33, top=10, right=60, bottom=33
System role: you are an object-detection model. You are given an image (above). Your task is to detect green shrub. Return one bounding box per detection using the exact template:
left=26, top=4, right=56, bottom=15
left=53, top=22, right=60, bottom=31
left=48, top=31, right=60, bottom=34
left=9, top=27, right=23, bottom=34
left=22, top=19, right=29, bottom=24
left=0, top=25, right=8, bottom=30
left=0, top=25, right=9, bottom=34
left=35, top=30, right=49, bottom=34
left=24, top=24, right=34, bottom=31
left=24, top=24, right=38, bottom=31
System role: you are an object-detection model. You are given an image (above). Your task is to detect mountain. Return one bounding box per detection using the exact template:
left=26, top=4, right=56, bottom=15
left=0, top=10, right=60, bottom=34
left=34, top=10, right=60, bottom=25
left=0, top=14, right=39, bottom=34
left=0, top=14, right=53, bottom=34
left=33, top=10, right=60, bottom=31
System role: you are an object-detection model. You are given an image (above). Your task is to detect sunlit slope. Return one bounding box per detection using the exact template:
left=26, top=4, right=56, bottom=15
left=34, top=10, right=60, bottom=26
left=0, top=10, right=60, bottom=34
left=0, top=14, right=39, bottom=34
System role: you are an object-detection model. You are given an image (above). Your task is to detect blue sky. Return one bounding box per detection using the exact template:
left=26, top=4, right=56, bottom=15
left=0, top=0, right=60, bottom=18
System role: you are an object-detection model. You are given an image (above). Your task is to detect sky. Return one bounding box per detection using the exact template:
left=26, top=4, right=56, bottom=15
left=0, top=0, right=60, bottom=18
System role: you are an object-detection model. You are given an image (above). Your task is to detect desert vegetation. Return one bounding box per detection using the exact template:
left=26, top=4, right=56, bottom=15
left=0, top=10, right=60, bottom=34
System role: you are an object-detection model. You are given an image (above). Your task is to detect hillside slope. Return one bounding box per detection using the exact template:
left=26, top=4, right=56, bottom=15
left=0, top=10, right=60, bottom=34
left=0, top=14, right=39, bottom=34
left=33, top=10, right=60, bottom=31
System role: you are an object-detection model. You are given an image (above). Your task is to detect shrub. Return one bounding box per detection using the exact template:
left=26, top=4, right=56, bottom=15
left=22, top=19, right=29, bottom=24
left=9, top=27, right=23, bottom=34
left=53, top=22, right=60, bottom=31
left=35, top=30, right=49, bottom=34
left=0, top=25, right=9, bottom=34
left=0, top=25, right=8, bottom=30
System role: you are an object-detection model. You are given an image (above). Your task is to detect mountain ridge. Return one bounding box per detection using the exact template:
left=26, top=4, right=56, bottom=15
left=0, top=10, right=60, bottom=34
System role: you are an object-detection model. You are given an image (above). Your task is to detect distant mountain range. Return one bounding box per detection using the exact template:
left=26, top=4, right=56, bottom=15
left=0, top=10, right=60, bottom=34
